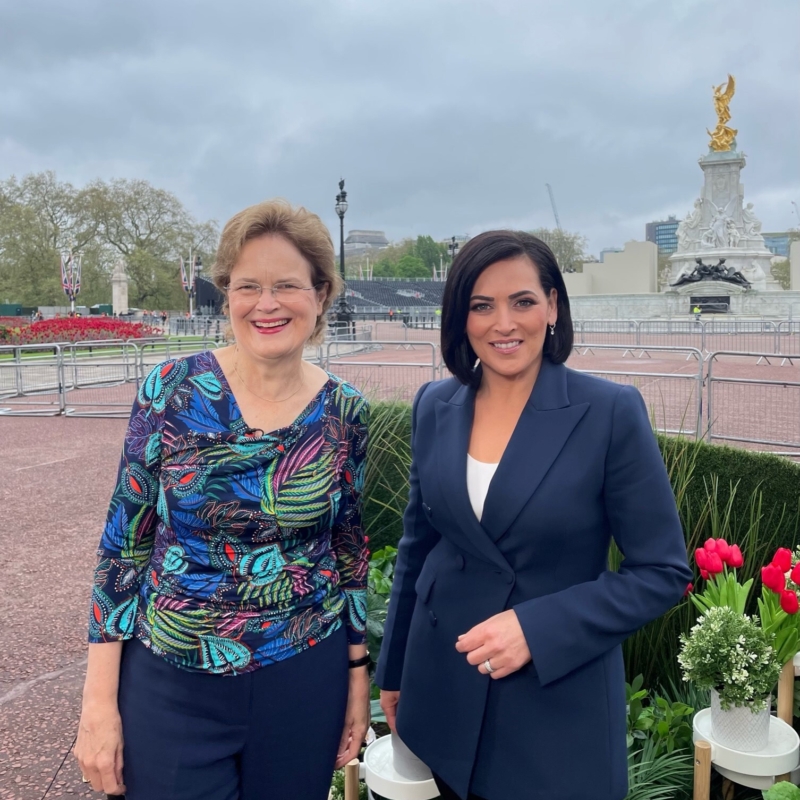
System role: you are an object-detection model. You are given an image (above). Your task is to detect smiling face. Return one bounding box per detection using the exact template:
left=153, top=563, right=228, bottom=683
left=465, top=255, right=557, bottom=384
left=226, top=234, right=327, bottom=363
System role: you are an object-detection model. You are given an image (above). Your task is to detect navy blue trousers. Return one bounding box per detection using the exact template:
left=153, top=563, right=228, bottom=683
left=118, top=627, right=349, bottom=800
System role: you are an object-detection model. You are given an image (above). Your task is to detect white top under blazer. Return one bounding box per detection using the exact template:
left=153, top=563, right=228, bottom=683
left=466, top=454, right=499, bottom=521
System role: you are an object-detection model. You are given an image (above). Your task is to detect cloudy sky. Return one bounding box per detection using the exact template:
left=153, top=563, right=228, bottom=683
left=1, top=0, right=798, bottom=255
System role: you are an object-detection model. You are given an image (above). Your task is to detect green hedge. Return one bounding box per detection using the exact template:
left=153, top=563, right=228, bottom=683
left=364, top=401, right=800, bottom=688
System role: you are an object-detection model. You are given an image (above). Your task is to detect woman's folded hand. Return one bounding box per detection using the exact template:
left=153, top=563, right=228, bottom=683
left=456, top=609, right=532, bottom=679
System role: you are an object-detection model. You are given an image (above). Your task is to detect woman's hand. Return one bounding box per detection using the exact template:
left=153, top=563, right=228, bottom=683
left=335, top=668, right=371, bottom=768
left=455, top=609, right=532, bottom=679
left=380, top=690, right=400, bottom=733
left=73, top=700, right=126, bottom=795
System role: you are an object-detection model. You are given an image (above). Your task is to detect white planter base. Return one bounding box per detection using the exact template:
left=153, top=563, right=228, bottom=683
left=710, top=690, right=771, bottom=752
left=693, top=708, right=800, bottom=781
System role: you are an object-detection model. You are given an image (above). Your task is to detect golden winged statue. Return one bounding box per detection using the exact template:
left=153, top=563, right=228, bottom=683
left=707, top=74, right=737, bottom=151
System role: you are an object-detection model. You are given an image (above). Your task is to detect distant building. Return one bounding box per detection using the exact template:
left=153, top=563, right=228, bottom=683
left=645, top=216, right=680, bottom=255
left=599, top=247, right=623, bottom=263
left=344, top=230, right=389, bottom=255
left=440, top=234, right=469, bottom=246
left=762, top=232, right=792, bottom=259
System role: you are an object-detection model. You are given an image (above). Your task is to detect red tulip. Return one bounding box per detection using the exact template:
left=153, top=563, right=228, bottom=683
left=705, top=552, right=724, bottom=575
left=684, top=583, right=694, bottom=596
left=780, top=590, right=799, bottom=615
left=703, top=538, right=717, bottom=552
left=762, top=564, right=787, bottom=594
left=791, top=563, right=800, bottom=586
left=695, top=548, right=709, bottom=570
left=714, top=539, right=731, bottom=561
left=726, top=545, right=744, bottom=568
left=773, top=548, right=793, bottom=573
left=700, top=568, right=710, bottom=580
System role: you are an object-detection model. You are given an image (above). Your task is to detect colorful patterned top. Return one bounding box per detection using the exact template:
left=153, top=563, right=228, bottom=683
left=89, top=351, right=369, bottom=675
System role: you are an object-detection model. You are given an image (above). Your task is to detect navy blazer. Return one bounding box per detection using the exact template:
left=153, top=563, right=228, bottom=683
left=375, top=358, right=692, bottom=800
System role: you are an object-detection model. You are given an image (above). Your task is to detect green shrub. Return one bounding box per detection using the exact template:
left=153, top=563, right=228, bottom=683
left=363, top=402, right=800, bottom=688
left=626, top=675, right=694, bottom=755
left=363, top=402, right=411, bottom=553
left=678, top=607, right=781, bottom=711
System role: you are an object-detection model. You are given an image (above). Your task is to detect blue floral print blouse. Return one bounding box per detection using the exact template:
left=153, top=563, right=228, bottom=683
left=89, top=351, right=369, bottom=675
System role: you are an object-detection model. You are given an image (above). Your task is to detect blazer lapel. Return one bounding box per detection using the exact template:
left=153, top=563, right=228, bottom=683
left=480, top=360, right=589, bottom=541
left=434, top=384, right=512, bottom=573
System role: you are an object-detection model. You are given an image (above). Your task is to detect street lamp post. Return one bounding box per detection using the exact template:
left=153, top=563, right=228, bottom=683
left=334, top=180, right=352, bottom=334
left=447, top=236, right=460, bottom=279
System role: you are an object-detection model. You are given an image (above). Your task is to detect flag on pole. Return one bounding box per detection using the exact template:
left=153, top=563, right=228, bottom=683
left=61, top=253, right=82, bottom=298
left=73, top=254, right=81, bottom=296
left=180, top=257, right=189, bottom=291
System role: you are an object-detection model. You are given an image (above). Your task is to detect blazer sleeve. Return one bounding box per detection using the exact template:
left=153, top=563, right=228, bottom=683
left=513, top=384, right=692, bottom=686
left=374, top=382, right=440, bottom=691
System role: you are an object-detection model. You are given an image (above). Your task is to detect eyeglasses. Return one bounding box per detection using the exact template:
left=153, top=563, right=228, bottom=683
left=224, top=282, right=323, bottom=303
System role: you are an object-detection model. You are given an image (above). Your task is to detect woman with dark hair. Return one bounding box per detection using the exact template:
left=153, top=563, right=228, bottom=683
left=376, top=231, right=690, bottom=800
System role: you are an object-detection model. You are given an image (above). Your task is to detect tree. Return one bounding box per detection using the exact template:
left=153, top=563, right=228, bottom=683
left=0, top=172, right=103, bottom=306
left=87, top=178, right=218, bottom=310
left=0, top=172, right=218, bottom=310
left=395, top=254, right=429, bottom=279
left=412, top=235, right=445, bottom=274
left=371, top=258, right=397, bottom=278
left=527, top=228, right=587, bottom=273
left=771, top=259, right=790, bottom=290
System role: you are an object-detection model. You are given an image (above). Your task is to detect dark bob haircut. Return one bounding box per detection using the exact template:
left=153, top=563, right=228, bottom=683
left=441, top=230, right=574, bottom=389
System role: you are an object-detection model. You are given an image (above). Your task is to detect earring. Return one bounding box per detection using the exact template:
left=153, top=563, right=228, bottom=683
left=549, top=324, right=555, bottom=336
left=473, top=357, right=481, bottom=370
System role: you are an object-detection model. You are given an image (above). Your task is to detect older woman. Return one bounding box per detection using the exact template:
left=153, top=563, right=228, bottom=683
left=376, top=231, right=691, bottom=800
left=75, top=200, right=371, bottom=800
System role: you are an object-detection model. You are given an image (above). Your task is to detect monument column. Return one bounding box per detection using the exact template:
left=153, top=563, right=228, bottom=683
left=669, top=75, right=779, bottom=294
left=112, top=259, right=129, bottom=315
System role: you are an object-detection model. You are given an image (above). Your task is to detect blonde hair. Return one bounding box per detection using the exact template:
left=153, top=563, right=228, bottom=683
left=211, top=199, right=342, bottom=344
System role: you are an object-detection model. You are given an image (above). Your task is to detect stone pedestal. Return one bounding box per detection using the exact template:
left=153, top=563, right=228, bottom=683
left=669, top=150, right=778, bottom=292
left=671, top=279, right=748, bottom=312
left=112, top=259, right=129, bottom=315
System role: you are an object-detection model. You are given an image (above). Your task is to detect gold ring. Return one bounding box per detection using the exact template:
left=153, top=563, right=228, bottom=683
left=81, top=776, right=89, bottom=783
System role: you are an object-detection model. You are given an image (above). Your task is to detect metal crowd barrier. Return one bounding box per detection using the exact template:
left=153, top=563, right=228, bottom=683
left=568, top=344, right=705, bottom=438
left=63, top=341, right=143, bottom=418
left=0, top=344, right=65, bottom=415
left=573, top=319, right=798, bottom=356
left=706, top=351, right=800, bottom=457
left=325, top=341, right=439, bottom=403
left=0, top=338, right=218, bottom=417
left=776, top=321, right=800, bottom=357
left=4, top=336, right=800, bottom=459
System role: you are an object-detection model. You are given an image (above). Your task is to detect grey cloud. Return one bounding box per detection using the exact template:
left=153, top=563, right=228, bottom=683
left=0, top=0, right=797, bottom=254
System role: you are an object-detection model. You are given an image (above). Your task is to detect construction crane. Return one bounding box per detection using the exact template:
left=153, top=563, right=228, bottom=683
left=545, top=183, right=562, bottom=231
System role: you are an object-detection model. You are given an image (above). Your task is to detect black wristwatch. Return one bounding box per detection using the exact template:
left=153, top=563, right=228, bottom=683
left=348, top=653, right=371, bottom=669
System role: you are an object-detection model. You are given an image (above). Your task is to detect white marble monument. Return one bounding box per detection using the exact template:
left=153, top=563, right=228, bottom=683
left=112, top=259, right=129, bottom=315
left=669, top=75, right=778, bottom=295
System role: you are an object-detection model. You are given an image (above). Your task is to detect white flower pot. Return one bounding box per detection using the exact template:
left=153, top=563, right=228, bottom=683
left=710, top=689, right=771, bottom=752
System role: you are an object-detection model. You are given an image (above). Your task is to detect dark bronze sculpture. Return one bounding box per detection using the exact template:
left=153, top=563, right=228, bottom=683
left=670, top=258, right=751, bottom=289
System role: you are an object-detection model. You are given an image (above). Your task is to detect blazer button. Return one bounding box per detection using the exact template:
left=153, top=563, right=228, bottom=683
left=505, top=574, right=514, bottom=585
left=429, top=611, right=437, bottom=627
left=455, top=554, right=465, bottom=570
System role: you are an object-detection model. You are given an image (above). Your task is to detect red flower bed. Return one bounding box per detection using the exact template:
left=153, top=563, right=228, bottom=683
left=3, top=317, right=160, bottom=345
